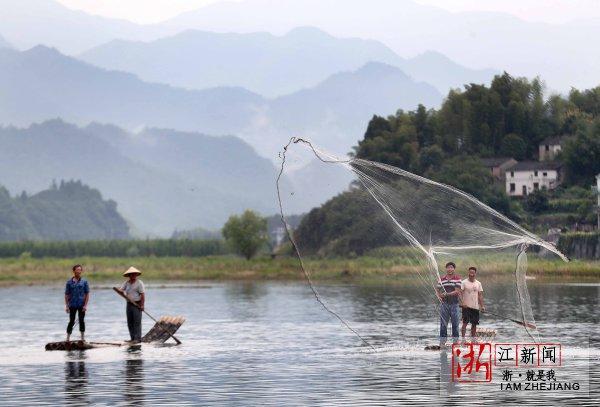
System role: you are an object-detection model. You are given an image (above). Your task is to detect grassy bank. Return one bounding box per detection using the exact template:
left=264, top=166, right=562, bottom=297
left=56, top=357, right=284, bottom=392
left=0, top=254, right=598, bottom=286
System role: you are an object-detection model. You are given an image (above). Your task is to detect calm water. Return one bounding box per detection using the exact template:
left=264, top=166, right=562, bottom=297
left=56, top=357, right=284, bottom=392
left=0, top=281, right=597, bottom=405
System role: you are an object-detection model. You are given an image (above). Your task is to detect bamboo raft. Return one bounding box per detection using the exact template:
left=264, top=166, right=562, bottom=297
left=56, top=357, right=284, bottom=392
left=45, top=316, right=185, bottom=351
left=424, top=328, right=497, bottom=351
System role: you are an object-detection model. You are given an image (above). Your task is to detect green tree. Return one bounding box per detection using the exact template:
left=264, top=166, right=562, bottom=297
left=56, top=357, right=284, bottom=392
left=500, top=133, right=527, bottom=160
left=419, top=145, right=444, bottom=173
left=222, top=210, right=268, bottom=260
left=430, top=156, right=512, bottom=216
left=524, top=190, right=549, bottom=214
left=431, top=156, right=492, bottom=199
left=562, top=119, right=600, bottom=186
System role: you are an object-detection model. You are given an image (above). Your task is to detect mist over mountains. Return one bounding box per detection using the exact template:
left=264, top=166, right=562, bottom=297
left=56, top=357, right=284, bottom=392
left=0, top=34, right=11, bottom=49
left=79, top=26, right=495, bottom=97
left=0, top=45, right=442, bottom=158
left=2, top=0, right=597, bottom=92
left=0, top=120, right=282, bottom=236
left=1, top=0, right=583, bottom=238
left=162, top=0, right=600, bottom=92
left=0, top=0, right=158, bottom=54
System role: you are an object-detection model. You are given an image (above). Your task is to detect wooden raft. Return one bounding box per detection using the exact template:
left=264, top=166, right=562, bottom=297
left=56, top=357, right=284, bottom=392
left=424, top=328, right=497, bottom=351
left=45, top=341, right=122, bottom=351
left=45, top=315, right=185, bottom=351
left=141, top=316, right=186, bottom=343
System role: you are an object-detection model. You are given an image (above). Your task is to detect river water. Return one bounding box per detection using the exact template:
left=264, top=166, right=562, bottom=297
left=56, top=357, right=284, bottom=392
left=0, top=281, right=597, bottom=405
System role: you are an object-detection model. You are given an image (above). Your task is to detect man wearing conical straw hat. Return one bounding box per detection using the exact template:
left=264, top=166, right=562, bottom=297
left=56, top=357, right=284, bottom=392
left=117, top=267, right=146, bottom=343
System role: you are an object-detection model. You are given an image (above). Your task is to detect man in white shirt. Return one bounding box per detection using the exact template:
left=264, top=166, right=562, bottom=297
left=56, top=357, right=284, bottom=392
left=117, top=267, right=146, bottom=343
left=460, top=266, right=485, bottom=339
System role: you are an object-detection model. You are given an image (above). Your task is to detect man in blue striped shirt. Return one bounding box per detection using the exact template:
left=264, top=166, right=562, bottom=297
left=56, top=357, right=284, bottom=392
left=65, top=264, right=90, bottom=342
left=436, top=262, right=461, bottom=344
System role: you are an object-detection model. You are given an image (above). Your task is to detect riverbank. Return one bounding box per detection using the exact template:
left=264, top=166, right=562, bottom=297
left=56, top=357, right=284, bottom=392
left=0, top=255, right=598, bottom=286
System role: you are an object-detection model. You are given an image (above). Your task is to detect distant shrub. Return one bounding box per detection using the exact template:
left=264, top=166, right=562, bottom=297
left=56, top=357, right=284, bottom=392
left=0, top=239, right=229, bottom=258
left=524, top=190, right=549, bottom=214
left=548, top=199, right=589, bottom=213
left=558, top=232, right=600, bottom=259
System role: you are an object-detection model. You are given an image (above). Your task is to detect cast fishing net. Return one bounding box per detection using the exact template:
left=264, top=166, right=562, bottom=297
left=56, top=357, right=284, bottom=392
left=277, top=138, right=569, bottom=349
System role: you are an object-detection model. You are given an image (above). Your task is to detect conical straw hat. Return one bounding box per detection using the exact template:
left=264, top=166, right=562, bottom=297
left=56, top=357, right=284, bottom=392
left=123, top=266, right=142, bottom=277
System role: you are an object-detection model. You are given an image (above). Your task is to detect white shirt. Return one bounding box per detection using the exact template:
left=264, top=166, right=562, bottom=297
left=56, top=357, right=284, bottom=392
left=461, top=278, right=483, bottom=310
left=121, top=279, right=145, bottom=302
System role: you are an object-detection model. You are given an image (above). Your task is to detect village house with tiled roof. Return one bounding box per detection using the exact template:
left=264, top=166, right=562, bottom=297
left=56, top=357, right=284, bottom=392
left=505, top=161, right=563, bottom=197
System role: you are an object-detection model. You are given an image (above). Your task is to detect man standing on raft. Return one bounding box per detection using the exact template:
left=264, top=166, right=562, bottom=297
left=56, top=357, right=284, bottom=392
left=65, top=264, right=90, bottom=342
left=117, top=267, right=145, bottom=343
left=460, top=266, right=485, bottom=339
left=436, top=262, right=461, bottom=345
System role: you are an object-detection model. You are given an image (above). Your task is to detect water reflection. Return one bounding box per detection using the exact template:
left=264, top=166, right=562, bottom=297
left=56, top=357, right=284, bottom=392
left=0, top=282, right=595, bottom=406
left=439, top=349, right=457, bottom=396
left=123, top=355, right=145, bottom=406
left=64, top=359, right=88, bottom=406
left=224, top=282, right=268, bottom=320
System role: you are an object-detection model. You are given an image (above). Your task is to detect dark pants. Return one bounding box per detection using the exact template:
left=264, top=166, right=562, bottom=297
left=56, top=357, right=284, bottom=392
left=67, top=307, right=85, bottom=334
left=126, top=303, right=142, bottom=341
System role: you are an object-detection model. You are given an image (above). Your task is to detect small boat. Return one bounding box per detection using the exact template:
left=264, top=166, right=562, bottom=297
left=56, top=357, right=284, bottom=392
left=45, top=316, right=185, bottom=351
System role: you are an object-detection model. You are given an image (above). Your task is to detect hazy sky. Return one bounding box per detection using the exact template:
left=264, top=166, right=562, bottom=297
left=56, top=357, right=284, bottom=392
left=56, top=0, right=600, bottom=24
left=56, top=0, right=224, bottom=23
left=414, top=0, right=600, bottom=23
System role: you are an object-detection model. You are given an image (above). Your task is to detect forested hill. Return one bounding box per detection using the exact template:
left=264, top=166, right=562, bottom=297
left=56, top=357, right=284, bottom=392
left=294, top=73, right=600, bottom=256
left=0, top=180, right=130, bottom=241
left=354, top=73, right=600, bottom=188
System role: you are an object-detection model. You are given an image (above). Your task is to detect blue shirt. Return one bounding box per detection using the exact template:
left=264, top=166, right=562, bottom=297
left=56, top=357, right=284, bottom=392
left=65, top=278, right=89, bottom=308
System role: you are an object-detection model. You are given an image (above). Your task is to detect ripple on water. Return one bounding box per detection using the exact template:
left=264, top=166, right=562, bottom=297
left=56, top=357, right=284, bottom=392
left=0, top=282, right=597, bottom=405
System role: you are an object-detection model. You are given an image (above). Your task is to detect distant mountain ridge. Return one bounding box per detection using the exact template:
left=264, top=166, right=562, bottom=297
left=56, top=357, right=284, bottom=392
left=79, top=26, right=496, bottom=96
left=265, top=62, right=441, bottom=155
left=3, top=0, right=599, bottom=91
left=0, top=119, right=283, bottom=236
left=0, top=0, right=161, bottom=54
left=0, top=45, right=263, bottom=135
left=161, top=0, right=600, bottom=92
left=0, top=180, right=129, bottom=241
left=0, top=45, right=442, bottom=158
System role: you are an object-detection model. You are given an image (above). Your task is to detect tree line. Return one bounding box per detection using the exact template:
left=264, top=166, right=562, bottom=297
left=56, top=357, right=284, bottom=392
left=355, top=72, right=599, bottom=187
left=0, top=238, right=228, bottom=258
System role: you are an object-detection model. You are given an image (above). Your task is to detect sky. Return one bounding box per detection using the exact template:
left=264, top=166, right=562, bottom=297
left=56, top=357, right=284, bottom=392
left=56, top=0, right=600, bottom=24
left=56, top=0, right=225, bottom=24
left=413, top=0, right=600, bottom=23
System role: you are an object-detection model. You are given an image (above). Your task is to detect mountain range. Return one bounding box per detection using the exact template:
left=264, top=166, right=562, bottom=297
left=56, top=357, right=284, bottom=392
left=0, top=120, right=283, bottom=236
left=2, top=0, right=589, bottom=237
left=79, top=26, right=496, bottom=97
left=0, top=45, right=442, bottom=158
left=1, top=0, right=595, bottom=92
left=0, top=0, right=156, bottom=54
left=162, top=0, right=600, bottom=92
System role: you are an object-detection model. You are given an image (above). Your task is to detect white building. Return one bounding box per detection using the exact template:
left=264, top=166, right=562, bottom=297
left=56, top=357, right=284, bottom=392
left=505, top=161, right=562, bottom=197
left=539, top=136, right=567, bottom=161
left=480, top=157, right=517, bottom=180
